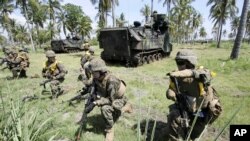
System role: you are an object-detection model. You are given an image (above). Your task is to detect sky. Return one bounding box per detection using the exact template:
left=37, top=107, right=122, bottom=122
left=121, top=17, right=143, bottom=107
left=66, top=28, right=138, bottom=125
left=6, top=0, right=244, bottom=39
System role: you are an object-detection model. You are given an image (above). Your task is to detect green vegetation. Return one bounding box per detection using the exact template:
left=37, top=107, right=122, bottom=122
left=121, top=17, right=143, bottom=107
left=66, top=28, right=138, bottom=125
left=0, top=43, right=250, bottom=140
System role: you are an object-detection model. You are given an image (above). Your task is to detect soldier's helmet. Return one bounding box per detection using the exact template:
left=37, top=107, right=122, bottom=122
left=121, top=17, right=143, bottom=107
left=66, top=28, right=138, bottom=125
left=89, top=58, right=107, bottom=72
left=175, top=49, right=197, bottom=66
left=88, top=47, right=94, bottom=54
left=11, top=49, right=18, bottom=55
left=46, top=50, right=56, bottom=58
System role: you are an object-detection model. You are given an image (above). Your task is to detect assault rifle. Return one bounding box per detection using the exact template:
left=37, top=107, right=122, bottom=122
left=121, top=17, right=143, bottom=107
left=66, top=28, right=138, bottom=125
left=75, top=85, right=96, bottom=141
left=39, top=79, right=53, bottom=89
left=67, top=85, right=92, bottom=106
left=169, top=76, right=190, bottom=136
left=0, top=57, right=12, bottom=71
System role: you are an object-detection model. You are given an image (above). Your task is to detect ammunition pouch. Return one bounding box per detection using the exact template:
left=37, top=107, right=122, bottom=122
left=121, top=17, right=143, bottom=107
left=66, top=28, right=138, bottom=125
left=117, top=80, right=126, bottom=98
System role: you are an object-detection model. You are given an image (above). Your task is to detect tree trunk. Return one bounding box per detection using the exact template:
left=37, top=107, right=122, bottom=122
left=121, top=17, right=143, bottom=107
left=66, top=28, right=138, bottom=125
left=217, top=20, right=223, bottom=48
left=112, top=1, right=115, bottom=27
left=24, top=7, right=36, bottom=51
left=230, top=0, right=249, bottom=59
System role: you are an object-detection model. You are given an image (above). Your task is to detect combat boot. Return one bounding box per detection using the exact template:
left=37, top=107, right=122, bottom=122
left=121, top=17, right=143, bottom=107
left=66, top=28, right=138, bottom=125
left=105, top=127, right=114, bottom=141
left=121, top=102, right=133, bottom=113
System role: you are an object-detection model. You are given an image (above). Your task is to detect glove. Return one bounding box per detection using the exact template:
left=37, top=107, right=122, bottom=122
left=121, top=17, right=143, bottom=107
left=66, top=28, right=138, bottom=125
left=167, top=69, right=193, bottom=77
left=93, top=100, right=101, bottom=106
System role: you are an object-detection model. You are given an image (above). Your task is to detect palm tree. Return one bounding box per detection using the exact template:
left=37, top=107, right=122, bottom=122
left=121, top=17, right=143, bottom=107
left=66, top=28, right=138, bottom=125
left=199, top=27, right=207, bottom=40
left=187, top=10, right=202, bottom=42
left=230, top=0, right=249, bottom=59
left=90, top=0, right=110, bottom=28
left=207, top=0, right=238, bottom=48
left=140, top=4, right=151, bottom=24
left=170, top=0, right=196, bottom=43
left=46, top=0, right=61, bottom=39
left=56, top=10, right=67, bottom=38
left=77, top=16, right=92, bottom=39
left=110, top=0, right=119, bottom=27
left=160, top=0, right=176, bottom=19
left=28, top=1, right=47, bottom=48
left=231, top=16, right=240, bottom=35
left=222, top=29, right=227, bottom=38
left=0, top=0, right=15, bottom=43
left=116, top=13, right=127, bottom=27
left=16, top=0, right=35, bottom=51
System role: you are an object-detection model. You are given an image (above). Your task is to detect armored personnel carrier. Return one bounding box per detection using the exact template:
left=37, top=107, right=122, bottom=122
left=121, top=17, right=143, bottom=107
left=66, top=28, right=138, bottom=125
left=51, top=36, right=87, bottom=53
left=99, top=13, right=172, bottom=67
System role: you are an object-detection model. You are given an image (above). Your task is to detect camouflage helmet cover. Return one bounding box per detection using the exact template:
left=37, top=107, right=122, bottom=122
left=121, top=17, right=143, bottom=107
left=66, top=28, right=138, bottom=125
left=88, top=47, right=94, bottom=53
left=175, top=49, right=197, bottom=65
left=46, top=50, right=56, bottom=57
left=89, top=58, right=107, bottom=72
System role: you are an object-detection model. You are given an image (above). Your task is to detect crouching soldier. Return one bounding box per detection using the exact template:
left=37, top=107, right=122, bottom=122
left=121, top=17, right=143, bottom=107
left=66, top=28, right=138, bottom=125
left=78, top=47, right=95, bottom=85
left=159, top=50, right=222, bottom=141
left=41, top=50, right=67, bottom=98
left=7, top=49, right=29, bottom=79
left=88, top=58, right=132, bottom=141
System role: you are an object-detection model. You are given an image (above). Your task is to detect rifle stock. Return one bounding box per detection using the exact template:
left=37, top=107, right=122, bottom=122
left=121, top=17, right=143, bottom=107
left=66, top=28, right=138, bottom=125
left=75, top=85, right=96, bottom=141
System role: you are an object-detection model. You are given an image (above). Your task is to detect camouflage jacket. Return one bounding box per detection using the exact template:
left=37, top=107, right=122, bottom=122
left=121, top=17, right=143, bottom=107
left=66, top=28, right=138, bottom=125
left=42, top=60, right=67, bottom=80
left=93, top=73, right=124, bottom=106
left=9, top=53, right=29, bottom=69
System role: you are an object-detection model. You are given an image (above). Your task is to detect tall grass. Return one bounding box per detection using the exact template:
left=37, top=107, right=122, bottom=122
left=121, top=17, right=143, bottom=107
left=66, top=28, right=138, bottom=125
left=0, top=44, right=250, bottom=140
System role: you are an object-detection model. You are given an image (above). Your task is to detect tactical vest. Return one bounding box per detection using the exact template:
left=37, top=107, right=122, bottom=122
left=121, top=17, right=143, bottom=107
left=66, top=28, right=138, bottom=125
left=169, top=67, right=215, bottom=112
left=43, top=60, right=60, bottom=76
left=17, top=52, right=29, bottom=67
left=95, top=74, right=126, bottom=99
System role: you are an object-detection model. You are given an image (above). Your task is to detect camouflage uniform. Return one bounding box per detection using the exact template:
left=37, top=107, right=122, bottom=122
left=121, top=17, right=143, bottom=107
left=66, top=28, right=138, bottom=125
left=78, top=48, right=95, bottom=85
left=89, top=58, right=131, bottom=141
left=160, top=50, right=222, bottom=141
left=7, top=50, right=29, bottom=78
left=42, top=50, right=67, bottom=97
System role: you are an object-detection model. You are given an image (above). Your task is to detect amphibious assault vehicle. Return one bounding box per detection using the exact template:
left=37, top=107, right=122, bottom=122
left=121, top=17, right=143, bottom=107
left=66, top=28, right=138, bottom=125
left=51, top=36, right=89, bottom=53
left=99, top=13, right=172, bottom=67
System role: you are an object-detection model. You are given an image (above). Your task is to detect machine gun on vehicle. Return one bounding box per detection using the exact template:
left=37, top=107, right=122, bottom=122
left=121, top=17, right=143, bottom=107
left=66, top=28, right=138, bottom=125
left=75, top=85, right=96, bottom=141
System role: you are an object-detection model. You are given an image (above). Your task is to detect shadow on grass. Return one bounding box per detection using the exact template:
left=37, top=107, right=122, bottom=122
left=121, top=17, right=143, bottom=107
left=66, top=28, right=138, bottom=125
left=132, top=119, right=168, bottom=141
left=84, top=114, right=106, bottom=135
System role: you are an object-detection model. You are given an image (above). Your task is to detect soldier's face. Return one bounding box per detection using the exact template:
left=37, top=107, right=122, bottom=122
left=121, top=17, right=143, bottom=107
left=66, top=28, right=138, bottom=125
left=92, top=71, right=101, bottom=79
left=176, top=60, right=187, bottom=70
left=47, top=57, right=56, bottom=63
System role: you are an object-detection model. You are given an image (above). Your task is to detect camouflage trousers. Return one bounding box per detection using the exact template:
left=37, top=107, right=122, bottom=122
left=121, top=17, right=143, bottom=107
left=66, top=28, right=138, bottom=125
left=158, top=104, right=208, bottom=141
left=50, top=79, right=64, bottom=97
left=101, top=96, right=128, bottom=129
left=12, top=67, right=27, bottom=78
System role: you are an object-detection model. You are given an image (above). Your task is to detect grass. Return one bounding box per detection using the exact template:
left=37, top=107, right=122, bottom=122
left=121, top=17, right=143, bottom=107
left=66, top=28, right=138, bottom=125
left=0, top=41, right=250, bottom=140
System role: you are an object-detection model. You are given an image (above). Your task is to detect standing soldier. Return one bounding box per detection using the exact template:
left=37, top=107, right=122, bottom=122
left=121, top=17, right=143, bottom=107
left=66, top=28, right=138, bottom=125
left=159, top=50, right=222, bottom=141
left=41, top=50, right=67, bottom=98
left=86, top=58, right=132, bottom=141
left=6, top=49, right=29, bottom=79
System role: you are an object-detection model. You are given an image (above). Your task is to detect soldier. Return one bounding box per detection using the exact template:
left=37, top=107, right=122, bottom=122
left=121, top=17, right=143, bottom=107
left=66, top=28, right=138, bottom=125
left=78, top=47, right=95, bottom=85
left=41, top=50, right=67, bottom=98
left=88, top=58, right=132, bottom=141
left=158, top=49, right=222, bottom=141
left=5, top=49, right=29, bottom=79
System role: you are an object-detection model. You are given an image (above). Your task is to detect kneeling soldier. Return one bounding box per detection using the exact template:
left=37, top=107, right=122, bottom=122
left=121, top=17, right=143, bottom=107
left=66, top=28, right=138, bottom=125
left=41, top=50, right=67, bottom=98
left=88, top=58, right=132, bottom=141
